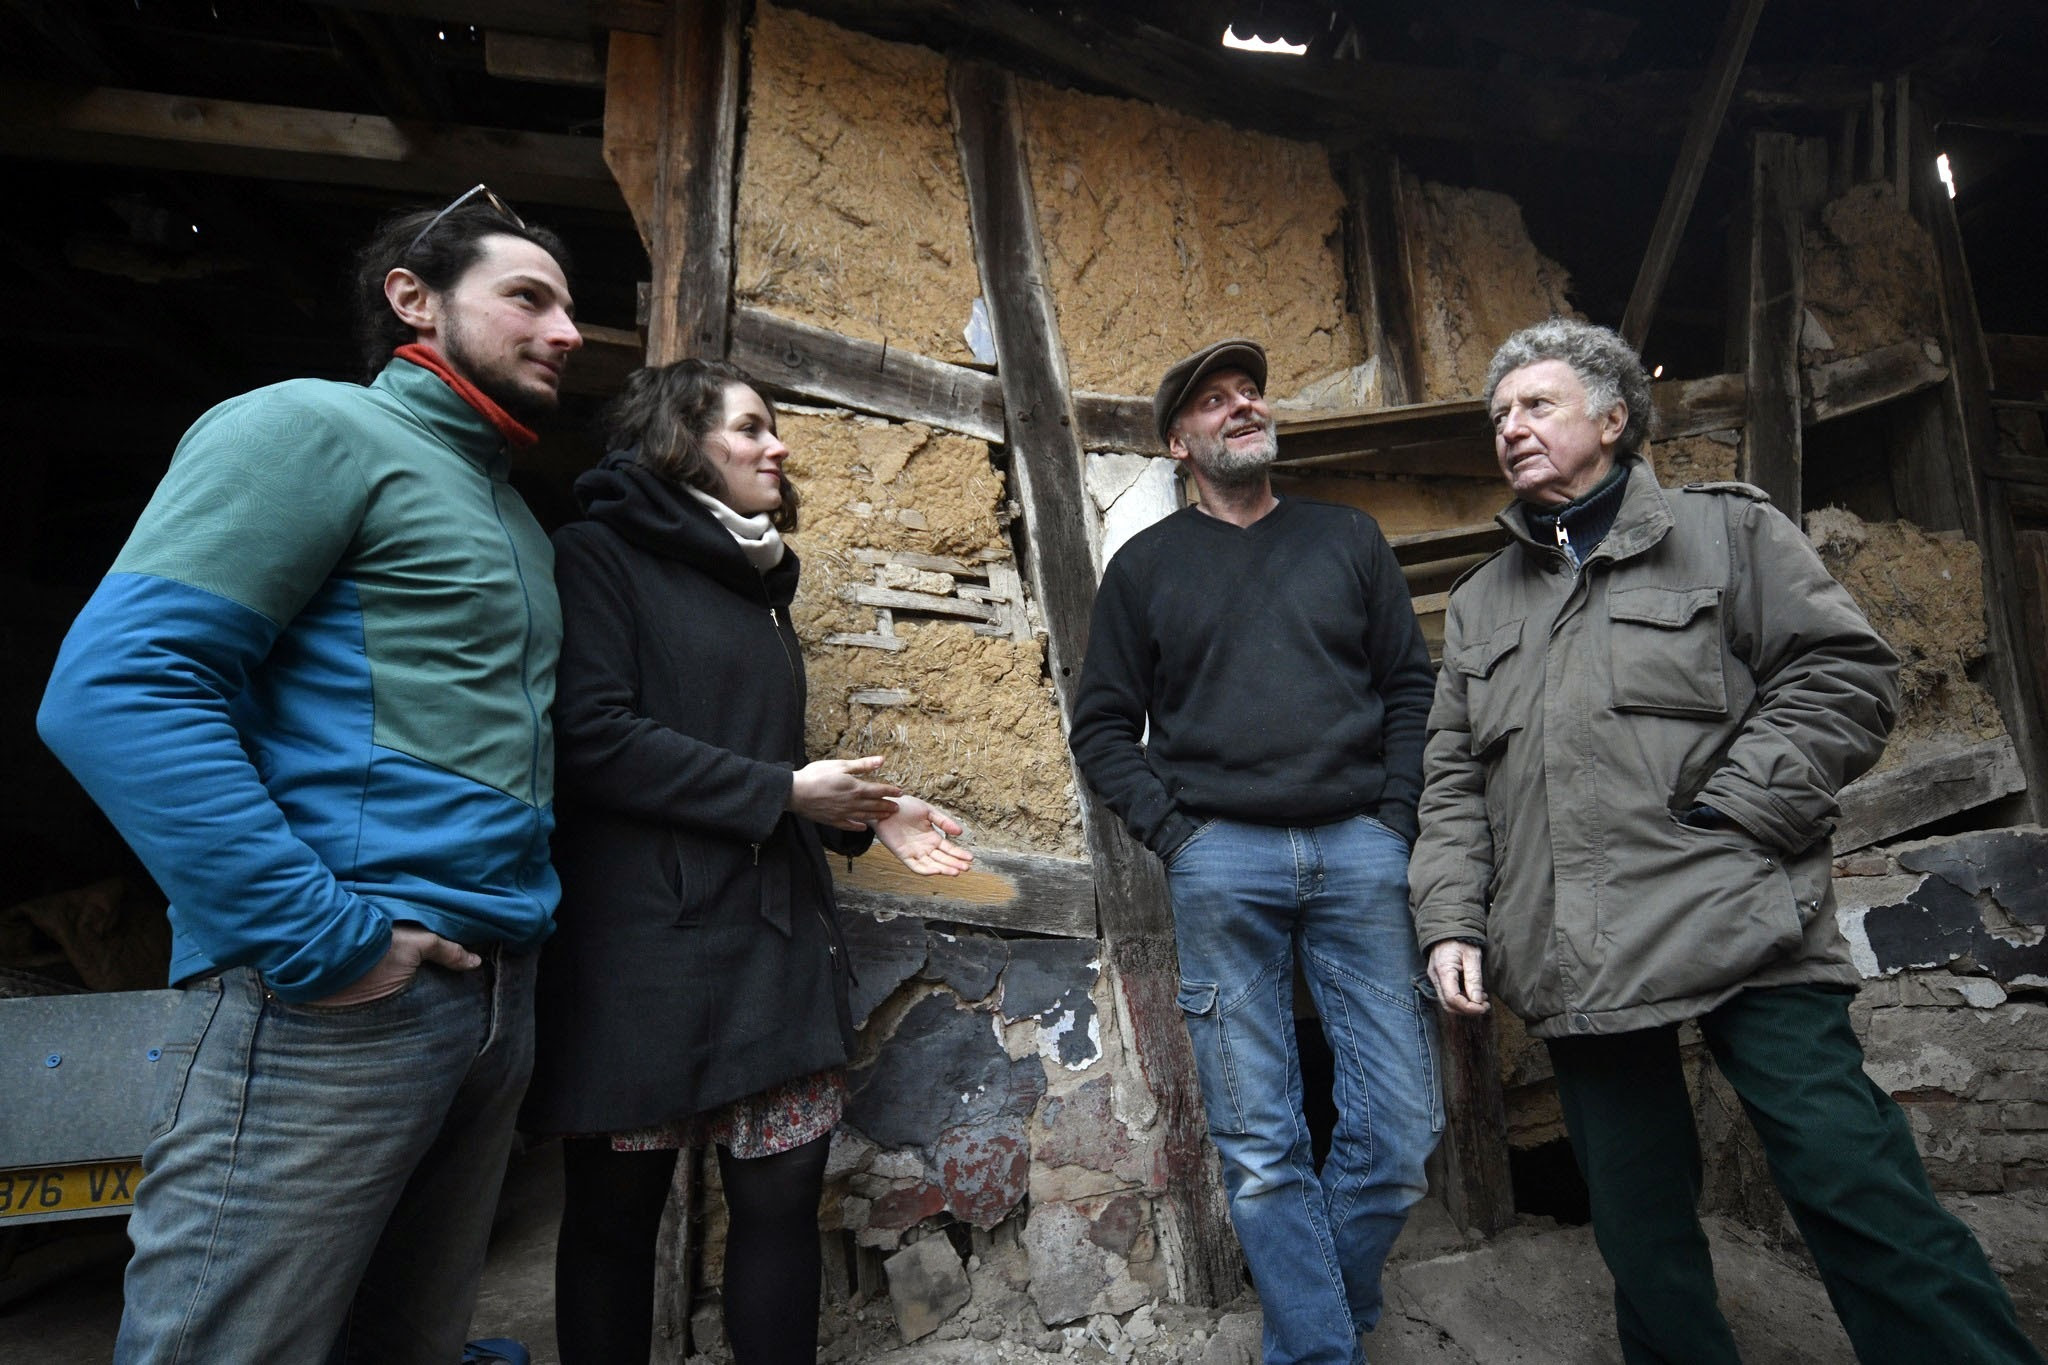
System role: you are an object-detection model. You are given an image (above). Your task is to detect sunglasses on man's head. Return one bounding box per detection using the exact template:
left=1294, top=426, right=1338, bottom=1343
left=406, top=184, right=527, bottom=258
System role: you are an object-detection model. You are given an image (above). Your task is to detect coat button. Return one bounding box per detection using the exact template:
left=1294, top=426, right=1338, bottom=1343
left=1570, top=1012, right=1592, bottom=1033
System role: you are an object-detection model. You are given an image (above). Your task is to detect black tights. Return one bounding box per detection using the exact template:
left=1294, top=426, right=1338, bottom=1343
left=555, top=1133, right=831, bottom=1365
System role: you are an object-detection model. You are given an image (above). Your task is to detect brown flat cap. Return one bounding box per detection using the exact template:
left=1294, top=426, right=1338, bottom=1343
left=1153, top=338, right=1268, bottom=445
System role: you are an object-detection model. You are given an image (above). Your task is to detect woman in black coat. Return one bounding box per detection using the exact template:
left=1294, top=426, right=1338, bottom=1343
left=525, top=359, right=970, bottom=1365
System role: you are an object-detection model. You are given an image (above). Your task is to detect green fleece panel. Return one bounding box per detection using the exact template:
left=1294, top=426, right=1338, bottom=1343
left=114, top=361, right=559, bottom=805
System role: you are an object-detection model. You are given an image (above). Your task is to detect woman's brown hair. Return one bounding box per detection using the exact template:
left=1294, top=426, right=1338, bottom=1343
left=603, top=360, right=800, bottom=532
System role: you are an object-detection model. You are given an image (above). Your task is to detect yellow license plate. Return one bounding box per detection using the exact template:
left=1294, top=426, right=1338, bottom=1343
left=0, top=1160, right=143, bottom=1219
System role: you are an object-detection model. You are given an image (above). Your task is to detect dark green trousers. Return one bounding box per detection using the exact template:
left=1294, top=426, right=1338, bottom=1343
left=1546, top=983, right=2042, bottom=1365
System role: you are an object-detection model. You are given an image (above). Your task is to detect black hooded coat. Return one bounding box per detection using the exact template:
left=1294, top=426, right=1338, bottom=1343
left=521, top=452, right=864, bottom=1136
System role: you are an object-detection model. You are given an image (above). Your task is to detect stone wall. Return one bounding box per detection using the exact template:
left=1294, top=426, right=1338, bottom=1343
left=1835, top=828, right=2048, bottom=1193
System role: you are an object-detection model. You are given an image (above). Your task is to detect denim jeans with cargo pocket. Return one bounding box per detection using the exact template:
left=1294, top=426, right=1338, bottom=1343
left=1168, top=814, right=1444, bottom=1365
left=113, top=947, right=535, bottom=1365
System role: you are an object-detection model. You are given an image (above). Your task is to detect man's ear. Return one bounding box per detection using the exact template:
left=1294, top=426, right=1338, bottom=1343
left=1599, top=402, right=1628, bottom=449
left=1166, top=431, right=1190, bottom=464
left=384, top=267, right=438, bottom=338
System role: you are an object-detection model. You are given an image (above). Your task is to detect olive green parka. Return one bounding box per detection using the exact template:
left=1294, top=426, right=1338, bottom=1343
left=1409, top=456, right=1899, bottom=1038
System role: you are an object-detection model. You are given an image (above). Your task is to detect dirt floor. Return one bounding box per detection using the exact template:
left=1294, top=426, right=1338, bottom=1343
left=6, top=1146, right=2043, bottom=1363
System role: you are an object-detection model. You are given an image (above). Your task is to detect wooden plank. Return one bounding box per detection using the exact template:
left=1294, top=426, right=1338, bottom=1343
left=1804, top=339, right=1948, bottom=424
left=1268, top=471, right=1506, bottom=538
left=1388, top=521, right=1509, bottom=566
left=1654, top=372, right=1747, bottom=437
left=1436, top=1013, right=1516, bottom=1235
left=645, top=0, right=742, bottom=365
left=1834, top=737, right=2026, bottom=853
left=561, top=321, right=644, bottom=395
left=485, top=30, right=605, bottom=87
left=1737, top=132, right=1827, bottom=522
left=1073, top=391, right=1159, bottom=455
left=730, top=308, right=1006, bottom=441
left=1912, top=101, right=2048, bottom=821
left=951, top=55, right=1241, bottom=1307
left=0, top=82, right=620, bottom=208
left=830, top=846, right=1095, bottom=938
left=602, top=29, right=660, bottom=251
left=1620, top=0, right=1767, bottom=350
left=314, top=0, right=666, bottom=37
left=1341, top=148, right=1422, bottom=406
left=846, top=585, right=999, bottom=622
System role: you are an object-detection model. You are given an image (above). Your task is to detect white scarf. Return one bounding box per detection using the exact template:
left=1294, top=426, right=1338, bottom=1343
left=687, top=487, right=786, bottom=572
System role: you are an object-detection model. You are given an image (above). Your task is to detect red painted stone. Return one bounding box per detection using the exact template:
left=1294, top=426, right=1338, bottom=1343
left=933, top=1121, right=1031, bottom=1228
left=869, top=1182, right=947, bottom=1230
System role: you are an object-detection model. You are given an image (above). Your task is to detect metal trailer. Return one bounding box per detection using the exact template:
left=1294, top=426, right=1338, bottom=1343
left=0, top=990, right=180, bottom=1227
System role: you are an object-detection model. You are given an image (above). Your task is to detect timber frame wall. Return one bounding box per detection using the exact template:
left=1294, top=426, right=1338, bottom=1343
left=594, top=0, right=2048, bottom=1274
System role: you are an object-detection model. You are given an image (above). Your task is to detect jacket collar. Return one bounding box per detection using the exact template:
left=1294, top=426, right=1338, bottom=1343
left=574, top=451, right=802, bottom=606
left=1496, top=453, right=1672, bottom=566
left=371, top=352, right=517, bottom=477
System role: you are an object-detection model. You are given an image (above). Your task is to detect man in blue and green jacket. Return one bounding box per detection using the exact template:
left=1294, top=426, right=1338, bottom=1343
left=38, top=188, right=581, bottom=1364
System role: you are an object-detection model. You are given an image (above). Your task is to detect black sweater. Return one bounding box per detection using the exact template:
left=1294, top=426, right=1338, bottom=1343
left=1069, top=498, right=1435, bottom=857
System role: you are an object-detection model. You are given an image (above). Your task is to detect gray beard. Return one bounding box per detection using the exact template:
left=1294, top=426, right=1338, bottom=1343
left=1184, top=420, right=1277, bottom=488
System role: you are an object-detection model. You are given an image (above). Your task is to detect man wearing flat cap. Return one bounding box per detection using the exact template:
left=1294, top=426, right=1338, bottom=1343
left=1070, top=339, right=1440, bottom=1365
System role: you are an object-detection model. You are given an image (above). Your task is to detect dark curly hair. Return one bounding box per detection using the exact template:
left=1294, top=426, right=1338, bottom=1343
left=605, top=360, right=801, bottom=532
left=350, top=199, right=572, bottom=382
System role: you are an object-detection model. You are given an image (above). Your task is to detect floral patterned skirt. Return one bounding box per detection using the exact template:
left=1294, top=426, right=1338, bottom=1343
left=609, top=1067, right=846, bottom=1160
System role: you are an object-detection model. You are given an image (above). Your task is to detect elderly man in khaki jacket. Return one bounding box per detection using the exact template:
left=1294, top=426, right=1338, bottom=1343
left=1410, top=318, right=2041, bottom=1365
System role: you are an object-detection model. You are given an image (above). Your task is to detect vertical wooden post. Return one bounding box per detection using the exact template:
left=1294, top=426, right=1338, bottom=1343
left=1618, top=0, right=1767, bottom=351
left=645, top=0, right=743, bottom=364
left=1905, top=101, right=2048, bottom=819
left=1340, top=148, right=1421, bottom=407
left=1736, top=132, right=1826, bottom=521
left=948, top=59, right=1243, bottom=1307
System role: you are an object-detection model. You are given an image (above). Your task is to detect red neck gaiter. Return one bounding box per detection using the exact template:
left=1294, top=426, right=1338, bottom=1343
left=393, top=343, right=540, bottom=449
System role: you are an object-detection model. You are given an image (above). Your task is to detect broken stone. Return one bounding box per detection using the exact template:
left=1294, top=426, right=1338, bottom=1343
left=841, top=911, right=929, bottom=1028
left=869, top=1182, right=947, bottom=1232
left=921, top=930, right=1007, bottom=1002
left=1021, top=1199, right=1154, bottom=1326
left=931, top=1117, right=1031, bottom=1227
left=847, top=993, right=1047, bottom=1150
left=1000, top=940, right=1099, bottom=1020
left=885, top=1233, right=973, bottom=1343
left=1898, top=830, right=2048, bottom=932
left=1037, top=1078, right=1134, bottom=1175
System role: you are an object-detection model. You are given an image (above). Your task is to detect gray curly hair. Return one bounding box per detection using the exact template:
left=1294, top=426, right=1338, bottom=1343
left=1483, top=318, right=1654, bottom=454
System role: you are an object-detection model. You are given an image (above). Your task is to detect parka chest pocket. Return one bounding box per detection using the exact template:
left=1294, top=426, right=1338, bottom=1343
left=1607, top=584, right=1728, bottom=716
left=1449, top=618, right=1529, bottom=759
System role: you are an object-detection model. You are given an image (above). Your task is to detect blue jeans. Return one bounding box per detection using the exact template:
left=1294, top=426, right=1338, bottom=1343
left=1168, top=815, right=1443, bottom=1365
left=114, top=948, right=536, bottom=1365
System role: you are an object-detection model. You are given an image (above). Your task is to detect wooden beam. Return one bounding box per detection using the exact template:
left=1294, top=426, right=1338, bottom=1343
left=485, top=30, right=605, bottom=86
left=1804, top=339, right=1948, bottom=424
left=951, top=55, right=1241, bottom=1308
left=1833, top=737, right=2026, bottom=853
left=1341, top=148, right=1422, bottom=406
left=0, top=82, right=619, bottom=208
left=645, top=0, right=742, bottom=364
left=831, top=846, right=1095, bottom=938
left=1986, top=334, right=2048, bottom=397
left=309, top=0, right=664, bottom=37
left=790, top=0, right=1684, bottom=151
left=1911, top=101, right=2048, bottom=821
left=1653, top=372, right=1747, bottom=438
left=1436, top=1015, right=1516, bottom=1235
left=602, top=29, right=660, bottom=251
left=1736, top=132, right=1827, bottom=521
left=1620, top=0, right=1767, bottom=350
left=730, top=308, right=1006, bottom=441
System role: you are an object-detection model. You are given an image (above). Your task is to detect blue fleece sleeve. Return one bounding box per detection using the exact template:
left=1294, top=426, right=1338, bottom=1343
left=36, top=384, right=391, bottom=1001
left=38, top=575, right=392, bottom=1000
